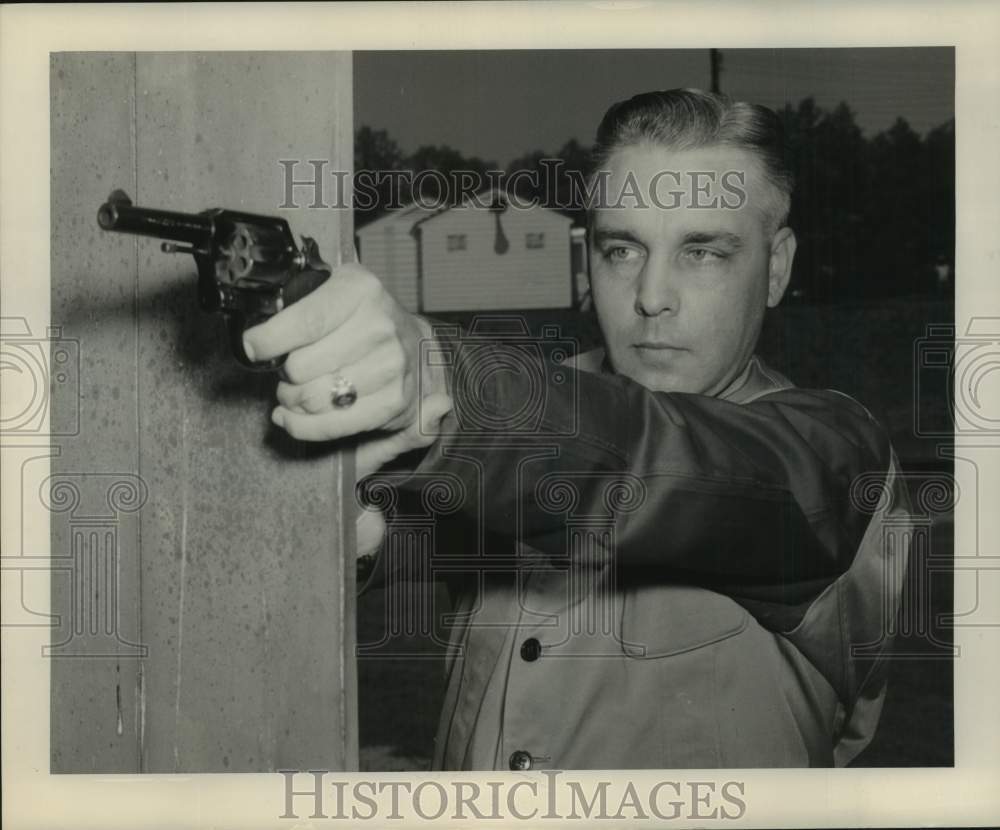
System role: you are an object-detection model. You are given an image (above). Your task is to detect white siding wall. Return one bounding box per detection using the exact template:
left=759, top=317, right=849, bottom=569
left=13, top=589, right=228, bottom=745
left=419, top=204, right=572, bottom=311
left=357, top=221, right=420, bottom=312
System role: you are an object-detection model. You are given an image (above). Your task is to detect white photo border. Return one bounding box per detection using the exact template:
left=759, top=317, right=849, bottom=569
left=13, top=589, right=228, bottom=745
left=1, top=2, right=997, bottom=828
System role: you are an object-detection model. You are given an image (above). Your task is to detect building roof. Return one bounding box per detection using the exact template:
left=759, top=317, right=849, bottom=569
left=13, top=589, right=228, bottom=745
left=355, top=201, right=439, bottom=236
left=356, top=187, right=573, bottom=237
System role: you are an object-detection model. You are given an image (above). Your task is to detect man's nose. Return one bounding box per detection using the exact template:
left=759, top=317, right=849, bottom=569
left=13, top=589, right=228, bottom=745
left=634, top=257, right=681, bottom=317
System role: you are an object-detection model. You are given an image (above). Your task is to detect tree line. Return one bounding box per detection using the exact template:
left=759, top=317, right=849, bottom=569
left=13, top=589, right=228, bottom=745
left=355, top=98, right=954, bottom=302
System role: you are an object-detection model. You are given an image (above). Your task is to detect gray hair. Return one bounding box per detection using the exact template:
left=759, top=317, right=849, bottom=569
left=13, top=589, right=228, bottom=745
left=590, top=88, right=794, bottom=234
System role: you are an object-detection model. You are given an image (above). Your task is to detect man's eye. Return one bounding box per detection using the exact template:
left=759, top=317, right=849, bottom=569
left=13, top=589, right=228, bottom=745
left=685, top=247, right=725, bottom=263
left=604, top=246, right=640, bottom=263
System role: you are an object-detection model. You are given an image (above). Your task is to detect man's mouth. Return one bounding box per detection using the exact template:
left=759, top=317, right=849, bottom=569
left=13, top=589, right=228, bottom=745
left=633, top=341, right=687, bottom=352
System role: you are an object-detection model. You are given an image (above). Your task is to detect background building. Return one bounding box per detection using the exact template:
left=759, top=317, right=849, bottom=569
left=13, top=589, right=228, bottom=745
left=357, top=190, right=574, bottom=312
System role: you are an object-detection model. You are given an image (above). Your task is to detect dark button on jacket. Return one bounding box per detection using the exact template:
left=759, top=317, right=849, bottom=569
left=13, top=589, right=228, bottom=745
left=520, top=638, right=541, bottom=662
left=509, top=750, right=532, bottom=770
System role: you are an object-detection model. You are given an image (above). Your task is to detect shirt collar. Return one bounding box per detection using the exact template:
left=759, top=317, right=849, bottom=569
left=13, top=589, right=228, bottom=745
left=571, top=347, right=793, bottom=403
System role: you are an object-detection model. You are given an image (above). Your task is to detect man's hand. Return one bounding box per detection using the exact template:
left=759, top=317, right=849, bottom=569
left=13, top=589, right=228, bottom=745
left=351, top=390, right=452, bottom=560
left=243, top=262, right=445, bottom=443
left=246, top=264, right=453, bottom=563
left=355, top=504, right=386, bottom=560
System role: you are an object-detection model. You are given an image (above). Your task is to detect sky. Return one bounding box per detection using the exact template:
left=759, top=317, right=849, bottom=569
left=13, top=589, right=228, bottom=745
left=355, top=48, right=954, bottom=168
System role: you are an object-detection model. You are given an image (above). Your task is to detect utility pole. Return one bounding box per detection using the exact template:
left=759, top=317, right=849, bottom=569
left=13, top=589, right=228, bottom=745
left=710, top=49, right=723, bottom=94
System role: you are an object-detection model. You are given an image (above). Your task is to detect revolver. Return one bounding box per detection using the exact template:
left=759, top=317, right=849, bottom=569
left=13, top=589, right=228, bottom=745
left=97, top=189, right=331, bottom=369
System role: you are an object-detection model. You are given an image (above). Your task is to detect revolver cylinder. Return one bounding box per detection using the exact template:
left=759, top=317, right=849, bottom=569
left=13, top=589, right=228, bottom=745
left=97, top=189, right=331, bottom=370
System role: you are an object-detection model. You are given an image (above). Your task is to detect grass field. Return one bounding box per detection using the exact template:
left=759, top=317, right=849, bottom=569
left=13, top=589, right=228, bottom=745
left=358, top=297, right=955, bottom=770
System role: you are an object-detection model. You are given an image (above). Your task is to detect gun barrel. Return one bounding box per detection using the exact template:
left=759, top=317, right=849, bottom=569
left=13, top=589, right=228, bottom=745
left=97, top=198, right=213, bottom=245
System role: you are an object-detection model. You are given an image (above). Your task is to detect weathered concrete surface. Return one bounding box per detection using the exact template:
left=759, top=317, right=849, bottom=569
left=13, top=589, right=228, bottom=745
left=50, top=52, right=356, bottom=773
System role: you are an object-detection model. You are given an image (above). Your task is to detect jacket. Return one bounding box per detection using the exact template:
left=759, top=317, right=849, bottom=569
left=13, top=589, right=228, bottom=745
left=366, top=337, right=912, bottom=770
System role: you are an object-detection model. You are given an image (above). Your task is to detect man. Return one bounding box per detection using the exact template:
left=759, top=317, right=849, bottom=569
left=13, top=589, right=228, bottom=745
left=243, top=89, right=911, bottom=769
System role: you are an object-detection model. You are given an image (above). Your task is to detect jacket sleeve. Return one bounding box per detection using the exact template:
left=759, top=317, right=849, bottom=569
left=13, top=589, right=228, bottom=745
left=396, top=333, right=894, bottom=609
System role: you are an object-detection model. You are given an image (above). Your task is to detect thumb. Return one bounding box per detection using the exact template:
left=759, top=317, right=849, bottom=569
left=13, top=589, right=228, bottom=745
left=417, top=392, right=454, bottom=430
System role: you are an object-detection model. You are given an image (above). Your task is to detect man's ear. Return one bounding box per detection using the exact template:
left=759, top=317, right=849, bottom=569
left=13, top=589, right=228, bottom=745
left=766, top=226, right=797, bottom=308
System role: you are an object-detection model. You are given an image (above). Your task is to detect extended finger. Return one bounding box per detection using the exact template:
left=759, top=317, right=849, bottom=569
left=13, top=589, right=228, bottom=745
left=272, top=382, right=409, bottom=442
left=276, top=340, right=406, bottom=414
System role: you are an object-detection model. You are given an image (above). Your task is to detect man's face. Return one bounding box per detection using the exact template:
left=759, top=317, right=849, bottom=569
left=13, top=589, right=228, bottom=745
left=588, top=143, right=795, bottom=396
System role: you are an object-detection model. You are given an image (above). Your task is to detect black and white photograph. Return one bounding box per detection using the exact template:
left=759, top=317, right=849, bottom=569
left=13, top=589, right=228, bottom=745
left=1, top=4, right=998, bottom=829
